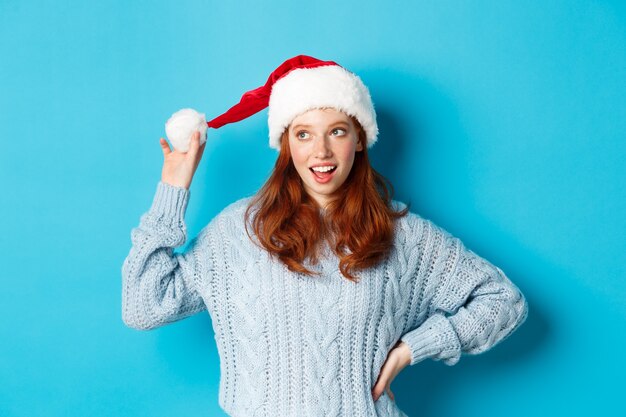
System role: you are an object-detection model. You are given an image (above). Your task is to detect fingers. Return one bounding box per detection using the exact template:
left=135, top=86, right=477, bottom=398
left=371, top=388, right=380, bottom=402
left=371, top=381, right=395, bottom=402
left=198, top=133, right=207, bottom=156
left=371, top=377, right=386, bottom=401
left=159, top=138, right=171, bottom=156
left=372, top=357, right=401, bottom=402
left=188, top=131, right=204, bottom=158
left=161, top=132, right=203, bottom=158
left=386, top=386, right=395, bottom=401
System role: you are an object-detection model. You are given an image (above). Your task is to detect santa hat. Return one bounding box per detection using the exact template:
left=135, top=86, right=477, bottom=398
left=165, top=55, right=378, bottom=152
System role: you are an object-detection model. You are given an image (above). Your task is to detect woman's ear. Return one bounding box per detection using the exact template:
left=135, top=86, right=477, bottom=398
left=356, top=139, right=364, bottom=152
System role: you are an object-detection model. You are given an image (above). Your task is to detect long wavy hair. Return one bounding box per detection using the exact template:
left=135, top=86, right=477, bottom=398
left=243, top=114, right=410, bottom=282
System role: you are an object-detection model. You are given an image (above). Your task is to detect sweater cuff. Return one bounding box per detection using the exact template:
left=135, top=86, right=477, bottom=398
left=400, top=313, right=462, bottom=366
left=148, top=181, right=190, bottom=224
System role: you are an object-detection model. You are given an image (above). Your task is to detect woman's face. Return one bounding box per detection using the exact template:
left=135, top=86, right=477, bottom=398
left=288, top=107, right=363, bottom=209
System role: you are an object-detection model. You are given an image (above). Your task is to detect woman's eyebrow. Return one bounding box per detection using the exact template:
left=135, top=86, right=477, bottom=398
left=291, top=121, right=350, bottom=130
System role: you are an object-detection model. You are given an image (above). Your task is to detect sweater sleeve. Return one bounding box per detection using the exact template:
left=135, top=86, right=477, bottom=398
left=121, top=181, right=210, bottom=331
left=399, top=220, right=529, bottom=366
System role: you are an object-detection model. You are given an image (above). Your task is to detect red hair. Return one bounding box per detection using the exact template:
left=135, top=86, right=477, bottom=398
left=243, top=116, right=410, bottom=282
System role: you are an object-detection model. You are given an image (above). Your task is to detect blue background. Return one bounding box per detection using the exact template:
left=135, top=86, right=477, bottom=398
left=1, top=1, right=624, bottom=416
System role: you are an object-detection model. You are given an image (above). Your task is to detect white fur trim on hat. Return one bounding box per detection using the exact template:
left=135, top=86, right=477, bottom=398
left=267, top=65, right=378, bottom=151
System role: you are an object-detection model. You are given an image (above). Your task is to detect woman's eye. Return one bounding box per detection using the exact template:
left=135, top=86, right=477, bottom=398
left=297, top=131, right=310, bottom=139
left=332, top=128, right=347, bottom=136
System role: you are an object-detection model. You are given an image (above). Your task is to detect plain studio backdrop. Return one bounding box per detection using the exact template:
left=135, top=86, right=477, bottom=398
left=1, top=1, right=624, bottom=416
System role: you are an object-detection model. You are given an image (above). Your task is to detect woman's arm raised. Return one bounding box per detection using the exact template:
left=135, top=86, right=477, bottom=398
left=121, top=181, right=211, bottom=330
left=121, top=131, right=210, bottom=330
left=399, top=220, right=529, bottom=366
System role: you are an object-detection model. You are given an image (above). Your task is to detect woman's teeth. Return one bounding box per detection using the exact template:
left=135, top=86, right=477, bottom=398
left=311, top=166, right=336, bottom=172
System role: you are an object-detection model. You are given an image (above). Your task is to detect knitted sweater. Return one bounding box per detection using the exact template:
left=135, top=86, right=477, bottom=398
left=121, top=181, right=528, bottom=417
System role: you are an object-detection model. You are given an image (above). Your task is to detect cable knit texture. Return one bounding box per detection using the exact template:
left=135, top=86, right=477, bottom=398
left=121, top=181, right=529, bottom=417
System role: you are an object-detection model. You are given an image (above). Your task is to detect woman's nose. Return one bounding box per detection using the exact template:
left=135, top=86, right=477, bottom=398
left=313, top=135, right=332, bottom=157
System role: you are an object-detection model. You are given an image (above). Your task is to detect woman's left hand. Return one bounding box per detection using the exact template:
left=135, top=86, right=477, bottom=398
left=372, top=340, right=412, bottom=402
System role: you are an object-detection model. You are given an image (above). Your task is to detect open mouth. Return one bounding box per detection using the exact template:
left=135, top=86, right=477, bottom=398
left=310, top=166, right=337, bottom=180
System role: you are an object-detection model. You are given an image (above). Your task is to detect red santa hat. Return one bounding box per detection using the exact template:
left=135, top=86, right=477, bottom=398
left=165, top=55, right=379, bottom=152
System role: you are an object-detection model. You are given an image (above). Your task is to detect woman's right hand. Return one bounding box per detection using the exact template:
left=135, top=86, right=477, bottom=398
left=159, top=131, right=206, bottom=190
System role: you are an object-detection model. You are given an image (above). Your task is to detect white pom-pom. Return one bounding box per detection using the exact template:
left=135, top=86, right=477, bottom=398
left=165, top=108, right=208, bottom=152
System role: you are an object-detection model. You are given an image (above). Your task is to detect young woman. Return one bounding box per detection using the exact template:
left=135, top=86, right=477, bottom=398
left=121, top=55, right=528, bottom=417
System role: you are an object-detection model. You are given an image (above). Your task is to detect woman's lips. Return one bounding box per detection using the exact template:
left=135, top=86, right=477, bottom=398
left=310, top=166, right=336, bottom=183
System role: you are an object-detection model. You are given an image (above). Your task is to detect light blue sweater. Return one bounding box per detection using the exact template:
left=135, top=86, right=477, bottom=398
left=121, top=181, right=528, bottom=417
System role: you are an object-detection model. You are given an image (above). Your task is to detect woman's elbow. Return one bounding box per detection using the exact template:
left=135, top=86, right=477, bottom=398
left=514, top=290, right=529, bottom=329
left=499, top=273, right=529, bottom=334
left=493, top=266, right=529, bottom=335
left=121, top=295, right=159, bottom=331
left=121, top=310, right=158, bottom=331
